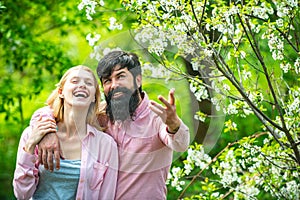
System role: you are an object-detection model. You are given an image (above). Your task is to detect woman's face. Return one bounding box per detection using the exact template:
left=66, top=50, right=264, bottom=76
left=61, top=69, right=96, bottom=108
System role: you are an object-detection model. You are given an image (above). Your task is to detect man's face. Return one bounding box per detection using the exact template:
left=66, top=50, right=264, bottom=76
left=102, top=66, right=142, bottom=121
left=102, top=66, right=139, bottom=97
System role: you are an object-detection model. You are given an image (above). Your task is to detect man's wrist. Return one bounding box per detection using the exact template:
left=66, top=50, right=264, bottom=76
left=167, top=117, right=181, bottom=133
left=167, top=124, right=180, bottom=134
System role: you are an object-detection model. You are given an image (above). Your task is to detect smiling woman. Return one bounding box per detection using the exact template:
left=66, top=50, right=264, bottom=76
left=58, top=68, right=97, bottom=110
left=46, top=66, right=101, bottom=125
left=13, top=65, right=118, bottom=200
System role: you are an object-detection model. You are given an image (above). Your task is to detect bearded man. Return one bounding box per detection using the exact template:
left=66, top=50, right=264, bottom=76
left=31, top=50, right=190, bottom=200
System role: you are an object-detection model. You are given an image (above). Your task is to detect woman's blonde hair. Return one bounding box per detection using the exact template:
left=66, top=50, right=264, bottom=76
left=46, top=65, right=104, bottom=130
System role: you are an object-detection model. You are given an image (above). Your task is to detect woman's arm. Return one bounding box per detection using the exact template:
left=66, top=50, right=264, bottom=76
left=13, top=127, right=40, bottom=200
left=30, top=106, right=61, bottom=171
left=13, top=118, right=57, bottom=199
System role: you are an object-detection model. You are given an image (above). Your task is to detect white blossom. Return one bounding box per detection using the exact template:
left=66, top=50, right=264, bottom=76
left=89, top=45, right=101, bottom=61
left=294, top=57, right=300, bottom=74
left=86, top=33, right=101, bottom=46
left=275, top=2, right=291, bottom=17
left=242, top=69, right=252, bottom=80
left=136, top=0, right=148, bottom=6
left=280, top=62, right=291, bottom=73
left=109, top=17, right=123, bottom=30
left=78, top=0, right=103, bottom=20
left=276, top=19, right=284, bottom=27
left=184, top=163, right=193, bottom=175
left=148, top=35, right=167, bottom=56
left=160, top=0, right=180, bottom=13
left=266, top=32, right=285, bottom=60
left=191, top=61, right=199, bottom=71
left=287, top=97, right=299, bottom=115
left=240, top=51, right=246, bottom=59
left=223, top=84, right=230, bottom=91
left=142, top=63, right=171, bottom=78
left=190, top=82, right=209, bottom=102
left=204, top=48, right=214, bottom=57
left=251, top=2, right=273, bottom=20
left=227, top=103, right=238, bottom=115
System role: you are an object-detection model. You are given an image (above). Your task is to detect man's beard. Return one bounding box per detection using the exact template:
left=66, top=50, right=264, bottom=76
left=105, top=87, right=140, bottom=122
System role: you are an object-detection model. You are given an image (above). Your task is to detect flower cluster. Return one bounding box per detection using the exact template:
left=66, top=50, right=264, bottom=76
left=294, top=57, right=300, bottom=74
left=266, top=32, right=285, bottom=61
left=167, top=143, right=211, bottom=191
left=141, top=62, right=171, bottom=79
left=78, top=0, right=104, bottom=20
left=86, top=33, right=101, bottom=46
left=189, top=77, right=209, bottom=102
left=251, top=2, right=274, bottom=20
left=108, top=17, right=123, bottom=30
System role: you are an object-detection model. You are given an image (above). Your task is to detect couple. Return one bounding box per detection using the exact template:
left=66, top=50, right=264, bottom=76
left=13, top=50, right=190, bottom=200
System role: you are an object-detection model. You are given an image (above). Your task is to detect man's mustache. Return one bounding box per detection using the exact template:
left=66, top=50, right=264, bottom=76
left=105, top=86, right=140, bottom=122
left=107, top=87, right=133, bottom=100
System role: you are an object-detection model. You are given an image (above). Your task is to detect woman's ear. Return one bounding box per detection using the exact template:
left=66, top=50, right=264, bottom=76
left=58, top=88, right=64, bottom=98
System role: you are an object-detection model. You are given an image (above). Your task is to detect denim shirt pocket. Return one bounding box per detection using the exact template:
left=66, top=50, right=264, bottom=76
left=89, top=162, right=108, bottom=190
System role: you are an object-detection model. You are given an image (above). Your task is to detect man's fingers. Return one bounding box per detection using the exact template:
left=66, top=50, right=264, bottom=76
left=42, top=150, right=48, bottom=170
left=38, top=148, right=43, bottom=165
left=158, top=95, right=171, bottom=108
left=47, top=150, right=54, bottom=172
left=168, top=88, right=175, bottom=105
left=150, top=101, right=165, bottom=112
left=149, top=104, right=163, bottom=116
left=149, top=102, right=166, bottom=122
left=37, top=132, right=59, bottom=171
left=54, top=149, right=61, bottom=170
left=158, top=88, right=176, bottom=107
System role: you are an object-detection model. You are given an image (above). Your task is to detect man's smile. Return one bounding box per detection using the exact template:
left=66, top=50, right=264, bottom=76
left=112, top=92, right=124, bottom=99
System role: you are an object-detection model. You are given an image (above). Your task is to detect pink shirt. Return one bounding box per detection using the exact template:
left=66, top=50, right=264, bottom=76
left=108, top=93, right=190, bottom=200
left=26, top=92, right=190, bottom=200
left=13, top=124, right=118, bottom=200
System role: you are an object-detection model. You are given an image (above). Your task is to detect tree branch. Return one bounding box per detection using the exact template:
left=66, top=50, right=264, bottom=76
left=178, top=132, right=268, bottom=199
left=238, top=13, right=300, bottom=164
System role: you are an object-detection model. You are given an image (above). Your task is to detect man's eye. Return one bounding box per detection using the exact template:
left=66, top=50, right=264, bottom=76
left=118, top=74, right=126, bottom=79
left=103, top=79, right=111, bottom=84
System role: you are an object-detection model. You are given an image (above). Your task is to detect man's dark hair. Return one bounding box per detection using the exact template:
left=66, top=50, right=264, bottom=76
left=97, top=50, right=142, bottom=93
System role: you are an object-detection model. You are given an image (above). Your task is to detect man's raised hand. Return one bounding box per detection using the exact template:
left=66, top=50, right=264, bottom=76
left=149, top=88, right=181, bottom=133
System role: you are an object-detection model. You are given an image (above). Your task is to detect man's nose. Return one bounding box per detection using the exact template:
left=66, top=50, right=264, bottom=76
left=111, top=79, right=119, bottom=90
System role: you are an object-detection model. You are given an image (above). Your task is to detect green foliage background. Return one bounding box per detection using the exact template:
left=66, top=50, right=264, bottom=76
left=0, top=1, right=193, bottom=199
left=0, top=0, right=279, bottom=199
